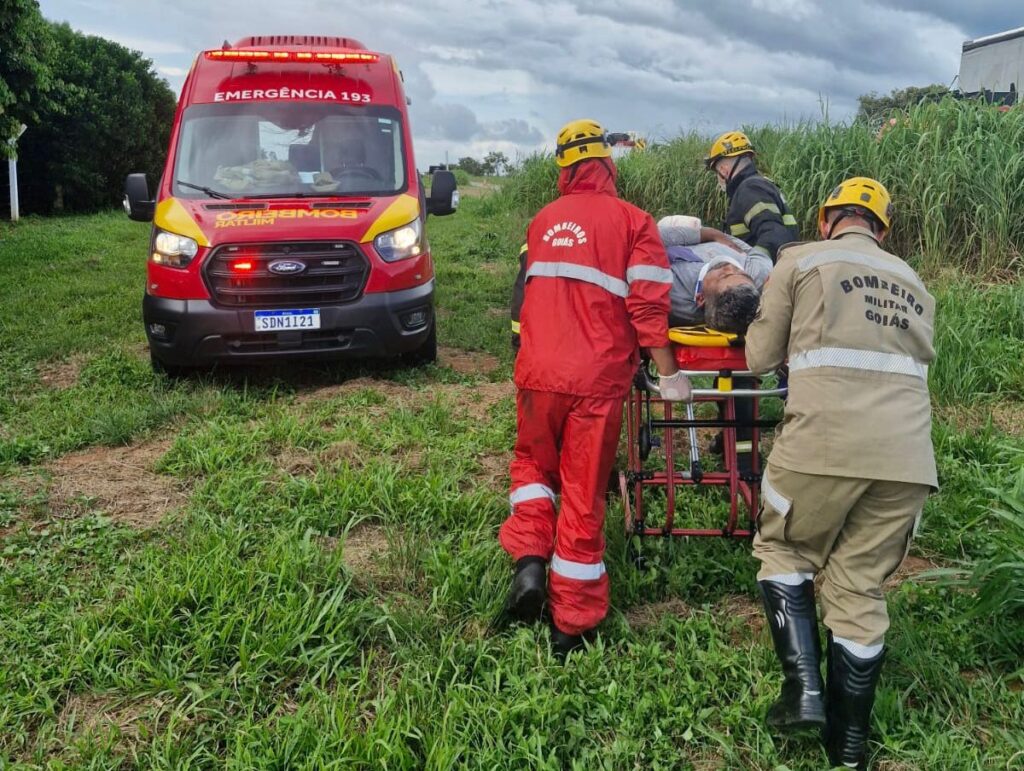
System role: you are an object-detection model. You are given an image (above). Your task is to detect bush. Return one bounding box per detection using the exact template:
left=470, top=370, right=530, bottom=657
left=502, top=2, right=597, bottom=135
left=501, top=99, right=1024, bottom=275
left=18, top=22, right=176, bottom=214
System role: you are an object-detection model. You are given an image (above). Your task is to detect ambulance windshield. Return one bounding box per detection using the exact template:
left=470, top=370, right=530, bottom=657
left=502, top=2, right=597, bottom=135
left=173, top=103, right=406, bottom=198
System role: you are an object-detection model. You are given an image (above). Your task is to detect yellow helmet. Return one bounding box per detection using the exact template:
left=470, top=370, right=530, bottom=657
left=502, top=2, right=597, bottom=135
left=704, top=130, right=754, bottom=168
left=555, top=119, right=612, bottom=168
left=818, top=176, right=893, bottom=231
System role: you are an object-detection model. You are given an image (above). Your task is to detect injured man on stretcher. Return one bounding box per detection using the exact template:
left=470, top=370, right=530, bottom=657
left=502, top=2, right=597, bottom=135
left=659, top=215, right=775, bottom=471
left=659, top=215, right=772, bottom=333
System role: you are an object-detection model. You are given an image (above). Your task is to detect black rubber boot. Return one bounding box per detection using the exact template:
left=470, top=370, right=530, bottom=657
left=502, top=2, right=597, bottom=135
left=506, top=556, right=546, bottom=624
left=550, top=623, right=593, bottom=660
left=758, top=580, right=827, bottom=731
left=825, top=632, right=885, bottom=771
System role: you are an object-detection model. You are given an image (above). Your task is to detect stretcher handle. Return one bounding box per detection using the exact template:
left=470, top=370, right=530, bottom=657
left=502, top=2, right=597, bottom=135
left=690, top=387, right=788, bottom=398
left=640, top=368, right=786, bottom=400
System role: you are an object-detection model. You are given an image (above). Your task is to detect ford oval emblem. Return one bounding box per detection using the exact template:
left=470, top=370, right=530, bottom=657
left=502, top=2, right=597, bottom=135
left=268, top=260, right=306, bottom=275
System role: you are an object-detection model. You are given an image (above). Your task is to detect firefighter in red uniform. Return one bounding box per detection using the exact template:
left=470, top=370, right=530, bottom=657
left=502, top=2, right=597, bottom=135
left=499, top=119, right=689, bottom=657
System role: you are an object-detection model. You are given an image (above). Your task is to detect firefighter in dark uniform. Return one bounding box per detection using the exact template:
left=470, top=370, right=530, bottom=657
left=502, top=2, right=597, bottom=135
left=705, top=130, right=799, bottom=263
left=511, top=243, right=527, bottom=352
left=704, top=131, right=801, bottom=469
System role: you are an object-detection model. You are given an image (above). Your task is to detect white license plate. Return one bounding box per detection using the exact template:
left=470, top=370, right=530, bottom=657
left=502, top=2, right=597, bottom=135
left=254, top=309, right=321, bottom=331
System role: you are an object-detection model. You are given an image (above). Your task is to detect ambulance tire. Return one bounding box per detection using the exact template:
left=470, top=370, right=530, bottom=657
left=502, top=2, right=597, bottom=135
left=402, top=324, right=437, bottom=367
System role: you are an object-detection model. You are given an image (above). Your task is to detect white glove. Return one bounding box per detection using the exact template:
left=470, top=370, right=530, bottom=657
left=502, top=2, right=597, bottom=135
left=658, top=370, right=692, bottom=402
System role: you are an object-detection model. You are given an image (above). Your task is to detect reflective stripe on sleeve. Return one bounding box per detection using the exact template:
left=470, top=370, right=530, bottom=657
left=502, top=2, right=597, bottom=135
left=625, top=264, right=673, bottom=286
left=782, top=213, right=798, bottom=226
left=509, top=483, right=556, bottom=507
left=789, top=347, right=928, bottom=379
left=551, top=554, right=606, bottom=581
left=526, top=261, right=629, bottom=298
left=519, top=243, right=528, bottom=254
left=743, top=201, right=782, bottom=225
left=729, top=223, right=750, bottom=237
left=796, top=250, right=923, bottom=287
left=511, top=320, right=521, bottom=334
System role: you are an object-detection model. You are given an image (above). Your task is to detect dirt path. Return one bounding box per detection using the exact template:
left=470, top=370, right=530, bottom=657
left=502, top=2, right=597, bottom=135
left=48, top=438, right=186, bottom=528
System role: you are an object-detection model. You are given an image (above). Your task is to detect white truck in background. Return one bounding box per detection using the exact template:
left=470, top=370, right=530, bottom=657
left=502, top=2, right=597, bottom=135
left=958, top=26, right=1024, bottom=106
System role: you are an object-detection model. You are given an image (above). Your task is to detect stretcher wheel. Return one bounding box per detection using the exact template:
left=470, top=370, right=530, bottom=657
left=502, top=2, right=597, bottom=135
left=639, top=424, right=652, bottom=461
left=627, top=537, right=648, bottom=570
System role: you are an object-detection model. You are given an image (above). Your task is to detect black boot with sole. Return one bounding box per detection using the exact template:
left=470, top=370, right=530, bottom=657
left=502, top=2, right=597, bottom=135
left=759, top=579, right=827, bottom=731
left=506, top=556, right=546, bottom=624
left=824, top=632, right=885, bottom=770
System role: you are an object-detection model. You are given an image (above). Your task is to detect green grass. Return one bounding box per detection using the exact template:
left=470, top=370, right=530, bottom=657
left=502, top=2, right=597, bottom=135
left=1, top=191, right=1023, bottom=769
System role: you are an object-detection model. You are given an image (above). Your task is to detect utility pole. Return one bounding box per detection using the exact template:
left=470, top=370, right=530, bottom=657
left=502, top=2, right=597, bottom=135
left=8, top=124, right=26, bottom=222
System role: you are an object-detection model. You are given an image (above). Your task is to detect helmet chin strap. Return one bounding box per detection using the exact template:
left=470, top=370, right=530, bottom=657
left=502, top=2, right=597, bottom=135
left=827, top=207, right=881, bottom=239
left=719, top=155, right=748, bottom=189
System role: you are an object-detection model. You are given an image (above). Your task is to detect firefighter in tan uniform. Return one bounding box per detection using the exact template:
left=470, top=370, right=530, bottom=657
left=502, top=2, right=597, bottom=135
left=744, top=178, right=937, bottom=770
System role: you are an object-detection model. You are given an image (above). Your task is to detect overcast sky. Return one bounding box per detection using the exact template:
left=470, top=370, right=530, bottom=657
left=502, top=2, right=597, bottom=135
left=38, top=0, right=1019, bottom=166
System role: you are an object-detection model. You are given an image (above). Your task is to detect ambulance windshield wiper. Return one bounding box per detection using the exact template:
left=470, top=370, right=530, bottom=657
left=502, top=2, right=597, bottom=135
left=176, top=180, right=232, bottom=200
left=238, top=192, right=333, bottom=199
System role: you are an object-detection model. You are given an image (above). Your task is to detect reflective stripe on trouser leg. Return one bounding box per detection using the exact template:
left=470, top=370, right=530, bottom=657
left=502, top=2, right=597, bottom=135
left=753, top=464, right=859, bottom=582
left=548, top=396, right=624, bottom=635
left=499, top=389, right=570, bottom=562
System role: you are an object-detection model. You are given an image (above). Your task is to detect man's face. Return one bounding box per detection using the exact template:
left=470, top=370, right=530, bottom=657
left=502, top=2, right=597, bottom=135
left=697, top=264, right=753, bottom=307
left=712, top=157, right=736, bottom=191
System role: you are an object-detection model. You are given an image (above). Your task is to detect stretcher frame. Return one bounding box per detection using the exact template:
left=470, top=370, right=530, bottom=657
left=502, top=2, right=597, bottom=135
left=620, top=339, right=787, bottom=542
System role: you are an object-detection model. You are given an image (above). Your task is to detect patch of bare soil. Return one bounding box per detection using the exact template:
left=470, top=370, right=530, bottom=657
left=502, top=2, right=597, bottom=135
left=57, top=692, right=169, bottom=748
left=319, top=440, right=364, bottom=467
left=273, top=446, right=319, bottom=476
left=624, top=598, right=693, bottom=630
left=322, top=524, right=393, bottom=585
left=438, top=346, right=500, bottom=376
left=715, top=593, right=765, bottom=638
left=48, top=438, right=185, bottom=528
left=475, top=451, right=511, bottom=489
left=936, top=402, right=1024, bottom=438
left=883, top=554, right=941, bottom=589
left=453, top=380, right=514, bottom=421
left=37, top=355, right=89, bottom=390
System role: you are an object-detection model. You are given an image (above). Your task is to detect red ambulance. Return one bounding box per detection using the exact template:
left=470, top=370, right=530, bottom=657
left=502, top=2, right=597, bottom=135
left=123, top=35, right=457, bottom=374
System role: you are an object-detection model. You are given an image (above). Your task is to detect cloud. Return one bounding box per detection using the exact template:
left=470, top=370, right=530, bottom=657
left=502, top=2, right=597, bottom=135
left=38, top=0, right=1017, bottom=166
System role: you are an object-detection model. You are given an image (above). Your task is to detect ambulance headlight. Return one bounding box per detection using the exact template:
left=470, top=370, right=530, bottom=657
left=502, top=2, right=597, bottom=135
left=374, top=218, right=424, bottom=262
left=151, top=229, right=199, bottom=268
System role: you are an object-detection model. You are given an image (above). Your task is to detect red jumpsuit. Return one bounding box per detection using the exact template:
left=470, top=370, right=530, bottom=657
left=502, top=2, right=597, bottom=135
left=499, top=159, right=672, bottom=635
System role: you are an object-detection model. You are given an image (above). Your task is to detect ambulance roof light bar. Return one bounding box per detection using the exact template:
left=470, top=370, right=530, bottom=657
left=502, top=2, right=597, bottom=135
left=204, top=50, right=380, bottom=63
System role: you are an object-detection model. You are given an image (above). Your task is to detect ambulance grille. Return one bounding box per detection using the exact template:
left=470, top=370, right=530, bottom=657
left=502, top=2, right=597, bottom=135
left=204, top=241, right=369, bottom=308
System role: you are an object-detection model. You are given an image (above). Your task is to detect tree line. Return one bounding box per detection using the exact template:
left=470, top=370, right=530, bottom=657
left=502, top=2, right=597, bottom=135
left=455, top=151, right=512, bottom=177
left=1, top=0, right=175, bottom=214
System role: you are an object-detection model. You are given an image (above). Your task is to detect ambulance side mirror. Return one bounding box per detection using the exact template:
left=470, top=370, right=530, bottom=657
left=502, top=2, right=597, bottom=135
left=426, top=170, right=458, bottom=216
left=123, top=173, right=155, bottom=222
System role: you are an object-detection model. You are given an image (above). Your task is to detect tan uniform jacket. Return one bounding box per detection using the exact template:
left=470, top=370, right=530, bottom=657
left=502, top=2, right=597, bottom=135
left=745, top=227, right=938, bottom=488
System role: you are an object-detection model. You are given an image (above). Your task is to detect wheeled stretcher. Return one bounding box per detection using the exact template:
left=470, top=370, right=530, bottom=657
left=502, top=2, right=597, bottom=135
left=620, top=327, right=788, bottom=544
